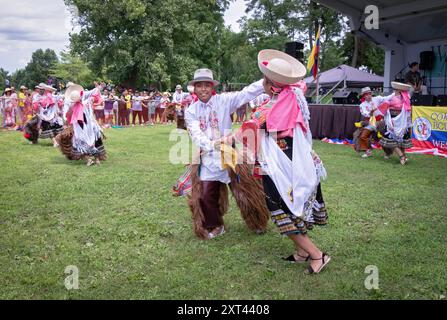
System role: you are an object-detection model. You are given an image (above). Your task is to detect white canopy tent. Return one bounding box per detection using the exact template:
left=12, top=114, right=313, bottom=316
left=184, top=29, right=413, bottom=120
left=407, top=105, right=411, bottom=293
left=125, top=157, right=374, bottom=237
left=316, top=0, right=447, bottom=95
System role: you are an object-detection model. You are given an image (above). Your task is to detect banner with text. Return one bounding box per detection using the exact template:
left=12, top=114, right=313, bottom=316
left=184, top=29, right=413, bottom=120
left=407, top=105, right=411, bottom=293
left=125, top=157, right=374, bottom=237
left=411, top=106, right=447, bottom=157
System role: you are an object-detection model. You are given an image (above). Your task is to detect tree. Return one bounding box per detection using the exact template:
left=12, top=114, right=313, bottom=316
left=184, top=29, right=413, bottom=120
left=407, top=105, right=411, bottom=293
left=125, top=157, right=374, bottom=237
left=10, top=69, right=26, bottom=89
left=219, top=28, right=261, bottom=85
left=50, top=51, right=96, bottom=88
left=242, top=0, right=346, bottom=75
left=341, top=32, right=385, bottom=75
left=0, top=68, right=9, bottom=92
left=65, top=0, right=230, bottom=90
left=20, top=49, right=59, bottom=88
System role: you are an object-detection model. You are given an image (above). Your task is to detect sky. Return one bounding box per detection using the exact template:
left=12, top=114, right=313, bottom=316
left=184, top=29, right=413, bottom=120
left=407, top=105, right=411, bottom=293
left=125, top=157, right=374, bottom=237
left=0, top=0, right=249, bottom=74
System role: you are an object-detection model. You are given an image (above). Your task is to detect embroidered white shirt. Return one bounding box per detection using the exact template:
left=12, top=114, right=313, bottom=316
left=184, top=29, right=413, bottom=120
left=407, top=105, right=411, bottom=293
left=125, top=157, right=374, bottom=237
left=185, top=79, right=264, bottom=183
left=359, top=93, right=395, bottom=118
left=172, top=91, right=186, bottom=104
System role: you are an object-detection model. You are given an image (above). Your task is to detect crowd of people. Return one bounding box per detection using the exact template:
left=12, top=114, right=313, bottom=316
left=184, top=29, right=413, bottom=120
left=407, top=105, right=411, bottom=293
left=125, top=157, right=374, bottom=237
left=0, top=83, right=267, bottom=131
left=0, top=84, right=192, bottom=130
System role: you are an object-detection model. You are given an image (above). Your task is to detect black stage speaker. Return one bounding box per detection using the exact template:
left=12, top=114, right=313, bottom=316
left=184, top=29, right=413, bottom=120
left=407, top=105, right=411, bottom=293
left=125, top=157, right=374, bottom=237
left=411, top=93, right=421, bottom=105
left=412, top=94, right=436, bottom=106
left=285, top=41, right=304, bottom=62
left=436, top=95, right=447, bottom=106
left=419, top=51, right=435, bottom=70
left=332, top=90, right=359, bottom=105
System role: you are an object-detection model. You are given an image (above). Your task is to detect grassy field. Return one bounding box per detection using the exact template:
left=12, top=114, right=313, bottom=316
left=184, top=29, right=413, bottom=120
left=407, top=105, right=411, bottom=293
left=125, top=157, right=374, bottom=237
left=0, top=125, right=446, bottom=300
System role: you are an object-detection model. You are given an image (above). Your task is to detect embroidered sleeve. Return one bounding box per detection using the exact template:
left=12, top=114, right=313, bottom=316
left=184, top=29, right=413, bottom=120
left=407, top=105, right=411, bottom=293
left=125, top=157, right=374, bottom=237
left=359, top=102, right=370, bottom=118
left=220, top=79, right=265, bottom=114
left=373, top=93, right=395, bottom=106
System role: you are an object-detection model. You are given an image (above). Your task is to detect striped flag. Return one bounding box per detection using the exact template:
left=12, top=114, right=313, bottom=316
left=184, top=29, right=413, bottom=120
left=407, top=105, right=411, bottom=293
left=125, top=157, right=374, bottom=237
left=307, top=26, right=321, bottom=80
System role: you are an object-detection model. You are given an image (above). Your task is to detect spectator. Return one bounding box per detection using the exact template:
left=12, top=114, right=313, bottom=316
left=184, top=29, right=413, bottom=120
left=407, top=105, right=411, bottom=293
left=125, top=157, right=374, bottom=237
left=103, top=89, right=114, bottom=128
left=154, top=91, right=162, bottom=124
left=131, top=90, right=143, bottom=126
left=93, top=89, right=105, bottom=126
left=118, top=90, right=129, bottom=126
left=141, top=91, right=150, bottom=125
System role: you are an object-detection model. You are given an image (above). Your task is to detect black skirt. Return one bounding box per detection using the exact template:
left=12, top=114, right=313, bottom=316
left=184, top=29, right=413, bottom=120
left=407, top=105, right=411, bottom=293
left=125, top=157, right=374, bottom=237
left=40, top=120, right=63, bottom=139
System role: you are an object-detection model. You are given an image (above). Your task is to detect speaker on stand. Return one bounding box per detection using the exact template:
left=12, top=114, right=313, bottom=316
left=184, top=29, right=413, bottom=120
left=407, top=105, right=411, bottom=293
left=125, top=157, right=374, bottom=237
left=420, top=50, right=435, bottom=93
left=285, top=41, right=304, bottom=63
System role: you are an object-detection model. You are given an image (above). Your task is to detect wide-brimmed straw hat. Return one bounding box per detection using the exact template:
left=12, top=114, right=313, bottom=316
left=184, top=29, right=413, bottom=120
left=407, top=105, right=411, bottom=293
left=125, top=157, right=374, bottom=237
left=188, top=68, right=220, bottom=87
left=361, top=87, right=372, bottom=96
left=391, top=81, right=412, bottom=91
left=258, top=49, right=306, bottom=85
left=35, top=83, right=47, bottom=90
left=64, top=83, right=84, bottom=103
left=4, top=87, right=12, bottom=93
left=44, top=84, right=57, bottom=92
left=20, top=85, right=28, bottom=90
left=175, top=84, right=182, bottom=90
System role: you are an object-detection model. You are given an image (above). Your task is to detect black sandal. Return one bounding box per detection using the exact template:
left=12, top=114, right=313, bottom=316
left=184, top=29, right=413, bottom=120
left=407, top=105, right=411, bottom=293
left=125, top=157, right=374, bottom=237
left=305, top=252, right=331, bottom=274
left=282, top=253, right=310, bottom=263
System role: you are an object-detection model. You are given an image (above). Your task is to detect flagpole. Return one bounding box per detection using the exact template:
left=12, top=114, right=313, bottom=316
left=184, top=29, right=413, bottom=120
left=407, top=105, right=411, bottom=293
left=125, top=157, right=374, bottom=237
left=316, top=75, right=320, bottom=104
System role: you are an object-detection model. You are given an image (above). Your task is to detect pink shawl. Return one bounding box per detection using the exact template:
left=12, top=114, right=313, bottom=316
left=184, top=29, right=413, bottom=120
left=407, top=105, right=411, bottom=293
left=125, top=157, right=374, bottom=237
left=70, top=101, right=84, bottom=124
left=378, top=91, right=411, bottom=115
left=266, top=81, right=307, bottom=133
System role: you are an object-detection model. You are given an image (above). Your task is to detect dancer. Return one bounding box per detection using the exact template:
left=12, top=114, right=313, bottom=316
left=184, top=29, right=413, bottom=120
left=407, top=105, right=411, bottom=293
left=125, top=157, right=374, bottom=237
left=239, top=49, right=331, bottom=274
left=56, top=83, right=107, bottom=166
left=183, top=68, right=270, bottom=240
left=354, top=87, right=394, bottom=158
left=24, top=83, right=63, bottom=146
left=378, top=82, right=413, bottom=165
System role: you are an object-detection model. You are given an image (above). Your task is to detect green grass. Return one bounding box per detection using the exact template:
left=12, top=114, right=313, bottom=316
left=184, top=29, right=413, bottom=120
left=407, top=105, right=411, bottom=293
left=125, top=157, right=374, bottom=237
left=0, top=125, right=446, bottom=300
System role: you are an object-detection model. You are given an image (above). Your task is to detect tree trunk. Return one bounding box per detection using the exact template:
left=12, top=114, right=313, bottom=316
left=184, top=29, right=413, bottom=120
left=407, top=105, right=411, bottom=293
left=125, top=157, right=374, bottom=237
left=122, top=65, right=139, bottom=89
left=352, top=33, right=359, bottom=67
left=308, top=24, right=313, bottom=49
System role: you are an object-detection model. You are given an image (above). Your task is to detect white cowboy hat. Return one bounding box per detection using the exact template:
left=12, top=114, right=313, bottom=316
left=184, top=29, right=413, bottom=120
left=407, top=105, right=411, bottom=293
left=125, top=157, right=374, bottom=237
left=258, top=49, right=306, bottom=85
left=175, top=84, right=182, bottom=90
left=4, top=87, right=12, bottom=93
left=35, top=83, right=47, bottom=90
left=64, top=83, right=84, bottom=102
left=391, top=81, right=412, bottom=91
left=361, top=87, right=372, bottom=96
left=188, top=68, right=220, bottom=87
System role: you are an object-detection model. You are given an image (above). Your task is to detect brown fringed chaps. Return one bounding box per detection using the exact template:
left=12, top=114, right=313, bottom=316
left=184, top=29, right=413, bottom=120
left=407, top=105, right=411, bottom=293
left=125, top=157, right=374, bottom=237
left=229, top=164, right=270, bottom=233
left=55, top=126, right=81, bottom=160
left=187, top=163, right=269, bottom=239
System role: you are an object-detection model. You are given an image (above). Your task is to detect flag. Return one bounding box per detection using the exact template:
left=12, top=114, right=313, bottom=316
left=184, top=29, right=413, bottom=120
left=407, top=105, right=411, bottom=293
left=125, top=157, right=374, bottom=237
left=307, top=26, right=321, bottom=80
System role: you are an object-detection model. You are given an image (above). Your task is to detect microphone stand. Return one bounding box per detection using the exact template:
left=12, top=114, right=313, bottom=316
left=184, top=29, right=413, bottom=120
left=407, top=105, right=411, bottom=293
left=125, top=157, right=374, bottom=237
left=394, top=64, right=408, bottom=82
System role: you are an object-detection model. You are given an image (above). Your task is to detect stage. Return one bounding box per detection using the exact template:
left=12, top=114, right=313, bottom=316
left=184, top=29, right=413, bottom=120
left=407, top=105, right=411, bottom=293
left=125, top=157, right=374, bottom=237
left=308, top=104, right=362, bottom=140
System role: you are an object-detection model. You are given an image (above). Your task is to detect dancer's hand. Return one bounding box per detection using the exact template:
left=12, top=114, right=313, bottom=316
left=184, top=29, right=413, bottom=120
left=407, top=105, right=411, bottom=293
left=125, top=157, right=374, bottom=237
left=212, top=134, right=234, bottom=149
